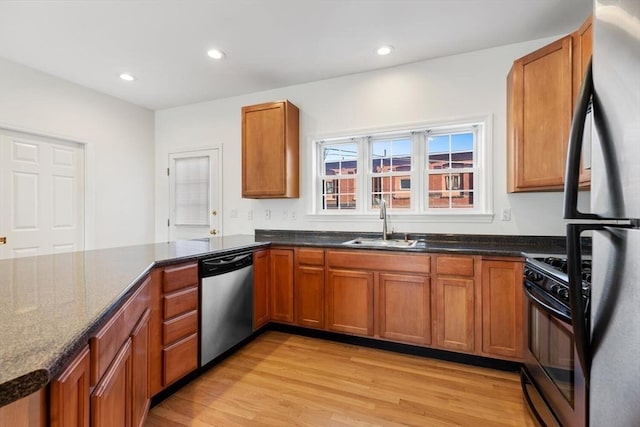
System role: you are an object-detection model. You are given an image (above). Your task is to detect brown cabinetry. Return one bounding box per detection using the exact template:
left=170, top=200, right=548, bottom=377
left=507, top=16, right=592, bottom=192
left=325, top=250, right=431, bottom=342
left=50, top=345, right=90, bottom=427
left=378, top=273, right=431, bottom=345
left=158, top=263, right=199, bottom=389
left=270, top=248, right=295, bottom=323
left=433, top=255, right=480, bottom=353
left=90, top=277, right=151, bottom=427
left=253, top=249, right=270, bottom=329
left=91, top=339, right=132, bottom=427
left=295, top=248, right=325, bottom=329
left=481, top=258, right=524, bottom=360
left=326, top=268, right=374, bottom=336
left=242, top=100, right=299, bottom=198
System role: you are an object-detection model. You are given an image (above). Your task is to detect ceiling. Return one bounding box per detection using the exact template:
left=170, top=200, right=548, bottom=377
left=0, top=0, right=592, bottom=111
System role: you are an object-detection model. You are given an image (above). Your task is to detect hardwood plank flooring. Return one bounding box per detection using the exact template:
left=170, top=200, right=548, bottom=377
left=146, top=331, right=536, bottom=426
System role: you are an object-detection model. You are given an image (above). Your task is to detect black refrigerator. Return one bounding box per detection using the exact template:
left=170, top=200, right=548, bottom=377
left=564, top=0, right=640, bottom=425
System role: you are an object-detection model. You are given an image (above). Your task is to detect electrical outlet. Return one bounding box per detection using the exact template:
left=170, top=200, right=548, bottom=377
left=265, top=209, right=271, bottom=220
left=290, top=210, right=296, bottom=220
left=248, top=209, right=253, bottom=220
left=282, top=210, right=288, bottom=220
left=501, top=207, right=511, bottom=221
left=230, top=209, right=238, bottom=218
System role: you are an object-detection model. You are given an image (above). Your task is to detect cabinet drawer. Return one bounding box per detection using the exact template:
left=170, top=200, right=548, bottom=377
left=297, top=248, right=324, bottom=266
left=163, top=286, right=198, bottom=319
left=435, top=256, right=474, bottom=277
left=163, top=263, right=198, bottom=293
left=163, top=333, right=198, bottom=387
left=90, top=307, right=127, bottom=386
left=163, top=310, right=198, bottom=346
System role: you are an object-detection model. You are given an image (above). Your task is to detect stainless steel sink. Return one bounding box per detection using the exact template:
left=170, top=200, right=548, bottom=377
left=342, top=238, right=417, bottom=248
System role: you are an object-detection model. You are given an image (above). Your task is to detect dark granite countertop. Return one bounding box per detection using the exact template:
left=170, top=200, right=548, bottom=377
left=0, top=235, right=265, bottom=407
left=255, top=229, right=571, bottom=257
left=1, top=229, right=577, bottom=408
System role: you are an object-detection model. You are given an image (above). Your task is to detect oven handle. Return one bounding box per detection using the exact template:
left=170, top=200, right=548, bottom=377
left=523, top=282, right=572, bottom=324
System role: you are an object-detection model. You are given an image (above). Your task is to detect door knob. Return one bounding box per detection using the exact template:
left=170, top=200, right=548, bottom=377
left=210, top=229, right=217, bottom=235
left=0, top=236, right=5, bottom=245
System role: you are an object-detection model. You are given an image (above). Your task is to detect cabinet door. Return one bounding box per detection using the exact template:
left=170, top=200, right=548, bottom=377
left=507, top=35, right=573, bottom=192
left=131, top=309, right=151, bottom=427
left=326, top=269, right=374, bottom=336
left=378, top=273, right=431, bottom=345
left=270, top=249, right=295, bottom=323
left=242, top=101, right=299, bottom=198
left=253, top=249, right=270, bottom=329
left=434, top=277, right=475, bottom=352
left=50, top=346, right=90, bottom=427
left=91, top=339, right=132, bottom=427
left=481, top=260, right=524, bottom=359
left=572, top=15, right=593, bottom=187
left=295, top=265, right=325, bottom=329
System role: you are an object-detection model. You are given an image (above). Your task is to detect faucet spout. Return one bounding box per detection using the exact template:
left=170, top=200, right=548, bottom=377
left=378, top=198, right=389, bottom=240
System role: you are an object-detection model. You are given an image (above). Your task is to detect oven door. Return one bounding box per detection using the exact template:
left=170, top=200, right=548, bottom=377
left=523, top=281, right=587, bottom=427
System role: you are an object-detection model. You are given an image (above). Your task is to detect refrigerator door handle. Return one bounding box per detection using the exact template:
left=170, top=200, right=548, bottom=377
left=564, top=58, right=598, bottom=220
left=566, top=223, right=593, bottom=380
left=566, top=222, right=637, bottom=383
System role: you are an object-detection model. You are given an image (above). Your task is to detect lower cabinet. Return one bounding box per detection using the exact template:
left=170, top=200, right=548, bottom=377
left=253, top=249, right=270, bottom=329
left=295, top=265, right=325, bottom=328
left=131, top=309, right=151, bottom=427
left=50, top=346, right=90, bottom=427
left=326, top=269, right=374, bottom=336
left=378, top=273, right=431, bottom=345
left=433, top=277, right=476, bottom=352
left=270, top=248, right=295, bottom=323
left=91, top=339, right=132, bottom=427
left=481, top=258, right=524, bottom=359
left=295, top=248, right=325, bottom=329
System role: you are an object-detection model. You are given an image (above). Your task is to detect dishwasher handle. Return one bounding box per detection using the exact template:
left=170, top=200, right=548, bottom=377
left=200, top=252, right=253, bottom=277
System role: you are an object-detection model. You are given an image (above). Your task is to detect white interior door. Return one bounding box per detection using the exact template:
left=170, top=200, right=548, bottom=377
left=0, top=130, right=85, bottom=259
left=168, top=148, right=221, bottom=241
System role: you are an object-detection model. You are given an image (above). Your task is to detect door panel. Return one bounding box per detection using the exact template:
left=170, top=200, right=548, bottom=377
left=168, top=149, right=221, bottom=241
left=0, top=130, right=84, bottom=259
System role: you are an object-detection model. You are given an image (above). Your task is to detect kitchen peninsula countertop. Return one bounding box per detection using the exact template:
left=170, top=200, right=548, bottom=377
left=0, top=235, right=264, bottom=407
left=0, top=230, right=575, bottom=407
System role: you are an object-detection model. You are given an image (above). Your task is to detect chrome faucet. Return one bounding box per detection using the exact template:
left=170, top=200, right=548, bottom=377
left=377, top=198, right=389, bottom=240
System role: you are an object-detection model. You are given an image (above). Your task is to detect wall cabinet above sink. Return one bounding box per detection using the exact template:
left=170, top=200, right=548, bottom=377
left=241, top=100, right=299, bottom=198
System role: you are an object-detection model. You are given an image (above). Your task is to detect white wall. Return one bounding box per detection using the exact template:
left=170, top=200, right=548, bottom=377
left=0, top=57, right=155, bottom=249
left=155, top=37, right=580, bottom=240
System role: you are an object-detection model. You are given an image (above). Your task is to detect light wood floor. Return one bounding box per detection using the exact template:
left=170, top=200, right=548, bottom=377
left=146, top=331, right=536, bottom=426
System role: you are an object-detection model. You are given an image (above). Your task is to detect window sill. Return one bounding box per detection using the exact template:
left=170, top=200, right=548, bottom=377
left=305, top=212, right=495, bottom=223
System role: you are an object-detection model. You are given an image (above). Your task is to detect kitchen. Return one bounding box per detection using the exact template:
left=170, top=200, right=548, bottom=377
left=0, top=1, right=637, bottom=426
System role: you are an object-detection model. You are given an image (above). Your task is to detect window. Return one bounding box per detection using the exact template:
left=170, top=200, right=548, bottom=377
left=319, top=140, right=358, bottom=210
left=314, top=118, right=490, bottom=219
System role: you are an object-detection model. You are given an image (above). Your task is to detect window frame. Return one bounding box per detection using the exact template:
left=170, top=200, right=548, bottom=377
left=309, top=115, right=493, bottom=222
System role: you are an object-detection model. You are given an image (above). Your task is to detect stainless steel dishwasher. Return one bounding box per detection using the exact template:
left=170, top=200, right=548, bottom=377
left=199, top=250, right=253, bottom=367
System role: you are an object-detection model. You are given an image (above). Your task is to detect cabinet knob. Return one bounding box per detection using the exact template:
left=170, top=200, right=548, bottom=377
left=211, top=210, right=217, bottom=216
left=210, top=229, right=217, bottom=235
left=0, top=236, right=6, bottom=245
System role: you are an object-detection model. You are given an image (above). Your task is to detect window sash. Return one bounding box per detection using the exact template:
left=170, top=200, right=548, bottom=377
left=315, top=121, right=485, bottom=215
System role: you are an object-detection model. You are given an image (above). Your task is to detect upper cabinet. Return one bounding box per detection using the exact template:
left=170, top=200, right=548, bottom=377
left=242, top=100, right=300, bottom=198
left=507, top=16, right=592, bottom=193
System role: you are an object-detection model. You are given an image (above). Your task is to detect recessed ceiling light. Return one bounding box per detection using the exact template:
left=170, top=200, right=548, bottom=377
left=119, top=73, right=136, bottom=81
left=377, top=45, right=394, bottom=56
left=207, top=48, right=225, bottom=59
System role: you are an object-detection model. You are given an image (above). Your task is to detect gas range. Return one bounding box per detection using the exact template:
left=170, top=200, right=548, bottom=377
left=524, top=254, right=592, bottom=312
